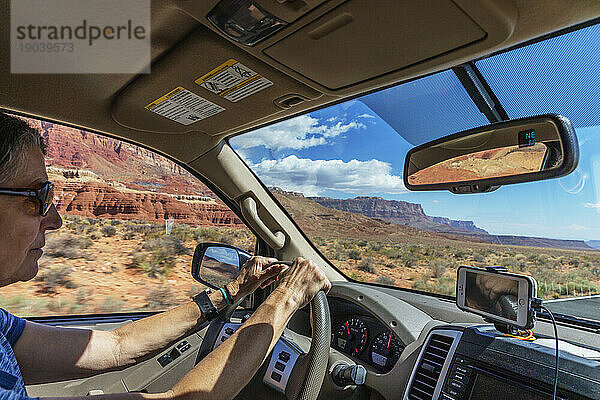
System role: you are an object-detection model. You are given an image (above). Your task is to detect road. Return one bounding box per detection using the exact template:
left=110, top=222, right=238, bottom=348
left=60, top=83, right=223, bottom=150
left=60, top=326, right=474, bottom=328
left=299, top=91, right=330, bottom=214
left=544, top=295, right=600, bottom=322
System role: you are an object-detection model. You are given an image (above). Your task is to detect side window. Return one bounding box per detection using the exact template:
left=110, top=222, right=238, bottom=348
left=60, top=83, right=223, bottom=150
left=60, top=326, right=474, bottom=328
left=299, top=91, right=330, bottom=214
left=2, top=118, right=254, bottom=317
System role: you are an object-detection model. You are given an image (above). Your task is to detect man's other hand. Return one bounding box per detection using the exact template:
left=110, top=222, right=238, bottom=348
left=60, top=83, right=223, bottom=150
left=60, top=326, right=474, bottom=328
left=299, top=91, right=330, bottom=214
left=275, top=257, right=332, bottom=309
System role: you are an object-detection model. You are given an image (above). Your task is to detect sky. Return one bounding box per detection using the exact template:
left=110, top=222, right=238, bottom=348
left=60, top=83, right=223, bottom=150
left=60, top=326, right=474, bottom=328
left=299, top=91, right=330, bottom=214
left=230, top=23, right=600, bottom=242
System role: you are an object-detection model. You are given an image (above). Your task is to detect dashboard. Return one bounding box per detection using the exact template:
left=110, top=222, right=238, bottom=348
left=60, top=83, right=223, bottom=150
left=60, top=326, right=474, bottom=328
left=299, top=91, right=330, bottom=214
left=323, top=286, right=600, bottom=400
left=328, top=297, right=405, bottom=373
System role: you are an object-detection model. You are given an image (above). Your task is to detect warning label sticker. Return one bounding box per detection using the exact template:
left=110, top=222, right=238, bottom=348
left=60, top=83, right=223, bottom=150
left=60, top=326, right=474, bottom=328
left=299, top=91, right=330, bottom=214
left=145, top=87, right=225, bottom=125
left=195, top=59, right=273, bottom=103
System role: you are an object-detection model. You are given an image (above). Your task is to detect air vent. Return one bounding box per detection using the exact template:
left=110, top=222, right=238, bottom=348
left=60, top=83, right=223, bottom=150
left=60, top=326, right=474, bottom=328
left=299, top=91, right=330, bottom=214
left=407, top=333, right=455, bottom=400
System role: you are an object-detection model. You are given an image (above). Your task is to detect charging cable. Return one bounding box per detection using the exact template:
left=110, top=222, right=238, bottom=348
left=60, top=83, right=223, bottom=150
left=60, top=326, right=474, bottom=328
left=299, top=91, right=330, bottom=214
left=532, top=299, right=559, bottom=400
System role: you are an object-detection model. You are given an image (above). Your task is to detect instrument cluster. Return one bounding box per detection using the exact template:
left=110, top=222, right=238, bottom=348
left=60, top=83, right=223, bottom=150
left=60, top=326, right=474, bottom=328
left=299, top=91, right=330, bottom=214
left=329, top=298, right=405, bottom=373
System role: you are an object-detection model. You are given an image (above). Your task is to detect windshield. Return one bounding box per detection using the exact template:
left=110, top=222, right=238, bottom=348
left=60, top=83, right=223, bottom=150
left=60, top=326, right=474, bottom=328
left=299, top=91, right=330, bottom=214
left=230, top=23, right=600, bottom=324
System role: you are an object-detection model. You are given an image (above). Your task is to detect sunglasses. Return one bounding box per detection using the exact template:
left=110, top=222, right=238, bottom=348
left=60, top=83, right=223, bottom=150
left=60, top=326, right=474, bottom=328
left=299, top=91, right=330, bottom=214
left=0, top=181, right=55, bottom=216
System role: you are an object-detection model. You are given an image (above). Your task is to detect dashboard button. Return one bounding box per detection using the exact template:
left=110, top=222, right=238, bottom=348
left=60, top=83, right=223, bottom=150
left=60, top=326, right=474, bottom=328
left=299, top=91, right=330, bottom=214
left=271, top=371, right=282, bottom=382
left=176, top=340, right=188, bottom=349
left=275, top=361, right=285, bottom=372
left=157, top=354, right=172, bottom=367
left=225, top=327, right=235, bottom=335
left=449, top=380, right=465, bottom=392
left=454, top=356, right=468, bottom=365
left=452, top=372, right=468, bottom=383
left=454, top=365, right=471, bottom=376
left=441, top=394, right=457, bottom=400
left=279, top=351, right=290, bottom=362
left=445, top=387, right=461, bottom=397
left=180, top=344, right=192, bottom=352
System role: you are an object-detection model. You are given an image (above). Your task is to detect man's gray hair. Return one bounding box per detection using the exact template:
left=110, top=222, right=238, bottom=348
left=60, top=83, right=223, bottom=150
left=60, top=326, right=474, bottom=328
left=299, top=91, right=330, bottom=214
left=0, top=112, right=47, bottom=185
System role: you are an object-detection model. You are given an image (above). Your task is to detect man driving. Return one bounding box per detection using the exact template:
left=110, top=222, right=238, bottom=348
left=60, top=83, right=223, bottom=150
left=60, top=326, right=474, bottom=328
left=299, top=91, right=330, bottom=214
left=0, top=112, right=331, bottom=400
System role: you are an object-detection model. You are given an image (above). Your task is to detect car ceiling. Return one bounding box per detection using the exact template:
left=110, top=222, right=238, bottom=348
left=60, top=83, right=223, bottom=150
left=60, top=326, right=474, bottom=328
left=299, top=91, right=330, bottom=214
left=1, top=0, right=600, bottom=166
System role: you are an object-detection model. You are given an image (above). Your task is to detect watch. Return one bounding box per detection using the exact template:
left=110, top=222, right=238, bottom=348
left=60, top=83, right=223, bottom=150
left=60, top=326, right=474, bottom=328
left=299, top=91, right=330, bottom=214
left=193, top=289, right=218, bottom=320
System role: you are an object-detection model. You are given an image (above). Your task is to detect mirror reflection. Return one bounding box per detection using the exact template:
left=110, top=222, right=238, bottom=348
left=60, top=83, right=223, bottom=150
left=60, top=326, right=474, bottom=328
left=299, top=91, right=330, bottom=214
left=408, top=143, right=549, bottom=185
left=200, top=246, right=240, bottom=288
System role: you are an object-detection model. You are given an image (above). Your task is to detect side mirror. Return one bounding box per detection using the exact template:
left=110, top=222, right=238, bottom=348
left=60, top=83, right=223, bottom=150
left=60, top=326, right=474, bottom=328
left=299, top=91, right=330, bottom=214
left=403, top=114, right=579, bottom=193
left=191, top=243, right=252, bottom=289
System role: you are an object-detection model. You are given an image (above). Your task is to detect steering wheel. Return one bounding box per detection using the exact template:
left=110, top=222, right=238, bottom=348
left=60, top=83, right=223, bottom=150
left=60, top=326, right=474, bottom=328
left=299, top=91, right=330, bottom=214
left=195, top=287, right=331, bottom=400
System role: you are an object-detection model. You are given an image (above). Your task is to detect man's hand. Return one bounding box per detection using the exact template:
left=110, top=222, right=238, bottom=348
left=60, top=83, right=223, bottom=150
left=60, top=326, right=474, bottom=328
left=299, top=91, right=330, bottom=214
left=274, top=257, right=332, bottom=309
left=476, top=274, right=518, bottom=304
left=229, top=256, right=288, bottom=300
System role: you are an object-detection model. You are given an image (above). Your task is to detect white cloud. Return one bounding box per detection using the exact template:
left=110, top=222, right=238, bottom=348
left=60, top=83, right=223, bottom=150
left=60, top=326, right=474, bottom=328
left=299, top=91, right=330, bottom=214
left=357, top=113, right=376, bottom=119
left=568, top=224, right=591, bottom=231
left=584, top=202, right=600, bottom=209
left=250, top=155, right=407, bottom=196
left=432, top=200, right=440, bottom=203
left=231, top=114, right=365, bottom=151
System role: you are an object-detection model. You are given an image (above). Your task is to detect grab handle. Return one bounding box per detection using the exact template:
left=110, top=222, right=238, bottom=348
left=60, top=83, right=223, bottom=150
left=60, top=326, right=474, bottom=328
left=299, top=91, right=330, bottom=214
left=241, top=197, right=286, bottom=250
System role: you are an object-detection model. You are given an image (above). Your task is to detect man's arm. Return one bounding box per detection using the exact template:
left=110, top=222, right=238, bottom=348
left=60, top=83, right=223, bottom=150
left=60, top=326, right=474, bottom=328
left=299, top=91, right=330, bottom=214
left=14, top=257, right=285, bottom=384
left=41, top=258, right=330, bottom=400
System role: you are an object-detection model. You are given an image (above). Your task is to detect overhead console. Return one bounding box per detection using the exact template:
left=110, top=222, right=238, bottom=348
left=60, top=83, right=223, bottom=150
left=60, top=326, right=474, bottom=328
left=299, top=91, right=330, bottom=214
left=263, top=0, right=487, bottom=90
left=112, top=0, right=519, bottom=135
left=175, top=0, right=517, bottom=95
left=404, top=326, right=600, bottom=400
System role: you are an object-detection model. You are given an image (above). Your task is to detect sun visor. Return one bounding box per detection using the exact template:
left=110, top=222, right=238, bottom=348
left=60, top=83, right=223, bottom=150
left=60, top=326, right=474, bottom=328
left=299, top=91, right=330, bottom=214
left=111, top=25, right=320, bottom=135
left=263, top=0, right=513, bottom=90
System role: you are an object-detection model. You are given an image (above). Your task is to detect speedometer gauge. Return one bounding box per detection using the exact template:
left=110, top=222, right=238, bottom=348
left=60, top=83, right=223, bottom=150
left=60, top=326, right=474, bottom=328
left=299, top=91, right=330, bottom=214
left=333, top=318, right=368, bottom=357
left=370, top=331, right=404, bottom=370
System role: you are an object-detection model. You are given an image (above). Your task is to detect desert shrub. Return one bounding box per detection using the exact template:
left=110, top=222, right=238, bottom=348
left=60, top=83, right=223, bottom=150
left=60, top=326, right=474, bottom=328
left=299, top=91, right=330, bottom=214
left=453, top=249, right=469, bottom=259
left=348, top=250, right=362, bottom=260
left=471, top=253, right=485, bottom=262
left=375, top=275, right=395, bottom=285
left=36, top=266, right=76, bottom=293
left=85, top=225, right=97, bottom=234
left=219, top=235, right=236, bottom=245
left=408, top=245, right=421, bottom=255
left=358, top=258, right=375, bottom=273
left=143, top=235, right=189, bottom=256
left=45, top=234, right=93, bottom=259
left=348, top=271, right=362, bottom=281
left=412, top=276, right=455, bottom=296
left=98, top=296, right=124, bottom=312
left=358, top=240, right=368, bottom=248
left=75, top=288, right=92, bottom=305
left=109, top=219, right=122, bottom=226
left=385, top=263, right=396, bottom=269
left=101, top=225, right=117, bottom=237
left=122, top=231, right=136, bottom=240
left=422, top=246, right=435, bottom=257
left=133, top=250, right=175, bottom=278
left=429, top=259, right=447, bottom=278
left=369, top=242, right=383, bottom=252
left=170, top=224, right=195, bottom=242
left=146, top=287, right=178, bottom=309
left=500, top=256, right=517, bottom=269
left=193, top=227, right=222, bottom=243
left=401, top=253, right=417, bottom=268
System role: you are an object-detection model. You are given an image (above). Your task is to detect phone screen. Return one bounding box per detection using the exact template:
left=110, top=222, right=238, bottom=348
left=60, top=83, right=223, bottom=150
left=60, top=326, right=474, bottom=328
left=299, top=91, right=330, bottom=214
left=465, top=270, right=520, bottom=321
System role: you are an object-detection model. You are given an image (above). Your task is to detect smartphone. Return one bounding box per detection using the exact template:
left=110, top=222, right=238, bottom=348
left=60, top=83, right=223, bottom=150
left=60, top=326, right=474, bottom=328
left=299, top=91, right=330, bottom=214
left=456, top=266, right=538, bottom=329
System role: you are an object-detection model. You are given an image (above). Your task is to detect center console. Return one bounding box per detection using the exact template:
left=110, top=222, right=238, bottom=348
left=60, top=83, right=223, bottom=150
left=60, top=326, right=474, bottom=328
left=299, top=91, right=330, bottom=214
left=404, top=327, right=599, bottom=400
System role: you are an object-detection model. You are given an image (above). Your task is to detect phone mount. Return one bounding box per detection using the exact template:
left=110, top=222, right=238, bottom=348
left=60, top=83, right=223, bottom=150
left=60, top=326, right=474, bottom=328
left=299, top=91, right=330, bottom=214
left=483, top=266, right=533, bottom=335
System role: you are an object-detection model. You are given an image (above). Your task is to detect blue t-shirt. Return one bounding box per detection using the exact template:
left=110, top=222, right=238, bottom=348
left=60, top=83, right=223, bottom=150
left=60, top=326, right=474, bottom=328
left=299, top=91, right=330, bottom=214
left=0, top=309, right=34, bottom=400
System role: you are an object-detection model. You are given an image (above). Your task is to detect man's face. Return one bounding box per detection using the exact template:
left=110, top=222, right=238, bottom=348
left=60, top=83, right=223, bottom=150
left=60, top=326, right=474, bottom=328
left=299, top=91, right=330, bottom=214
left=0, top=147, right=62, bottom=286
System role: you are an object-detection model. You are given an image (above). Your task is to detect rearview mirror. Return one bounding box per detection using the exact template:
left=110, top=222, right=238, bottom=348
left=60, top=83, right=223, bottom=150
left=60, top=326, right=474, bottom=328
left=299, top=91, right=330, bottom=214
left=191, top=243, right=252, bottom=289
left=403, top=114, right=578, bottom=193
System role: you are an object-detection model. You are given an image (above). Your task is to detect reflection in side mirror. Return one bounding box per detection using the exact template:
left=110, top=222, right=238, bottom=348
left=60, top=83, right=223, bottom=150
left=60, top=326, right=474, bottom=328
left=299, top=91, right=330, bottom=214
left=403, top=114, right=578, bottom=193
left=191, top=243, right=252, bottom=289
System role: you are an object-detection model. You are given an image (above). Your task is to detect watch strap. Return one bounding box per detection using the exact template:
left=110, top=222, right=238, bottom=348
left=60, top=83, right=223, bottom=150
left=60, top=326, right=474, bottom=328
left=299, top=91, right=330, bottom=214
left=193, top=290, right=218, bottom=320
